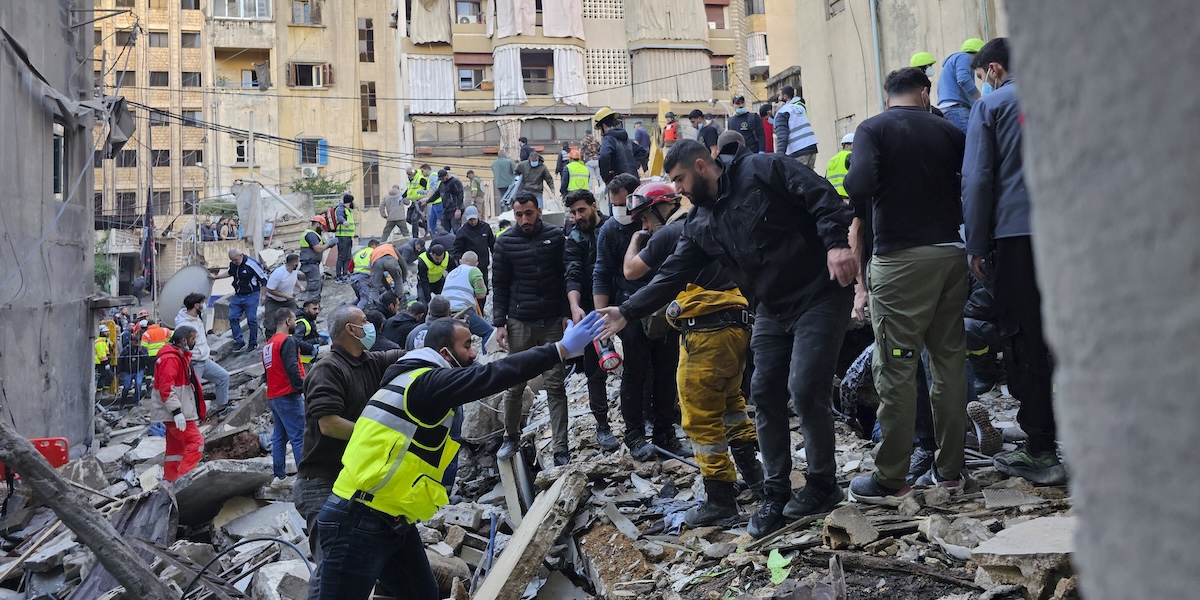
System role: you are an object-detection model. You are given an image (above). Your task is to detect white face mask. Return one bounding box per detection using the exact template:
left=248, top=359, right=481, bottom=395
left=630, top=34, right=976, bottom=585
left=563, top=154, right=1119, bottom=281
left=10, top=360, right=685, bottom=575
left=924, top=65, right=935, bottom=77
left=611, top=205, right=633, bottom=225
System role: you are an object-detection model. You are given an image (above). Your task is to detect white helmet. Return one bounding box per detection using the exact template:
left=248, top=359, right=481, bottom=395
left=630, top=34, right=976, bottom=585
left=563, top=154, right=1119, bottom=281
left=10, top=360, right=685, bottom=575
left=840, top=133, right=854, bottom=145
left=99, top=325, right=110, bottom=335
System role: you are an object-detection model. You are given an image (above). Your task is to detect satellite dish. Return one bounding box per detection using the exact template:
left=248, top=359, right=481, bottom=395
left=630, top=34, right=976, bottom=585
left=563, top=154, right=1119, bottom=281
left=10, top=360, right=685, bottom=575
left=157, top=265, right=213, bottom=323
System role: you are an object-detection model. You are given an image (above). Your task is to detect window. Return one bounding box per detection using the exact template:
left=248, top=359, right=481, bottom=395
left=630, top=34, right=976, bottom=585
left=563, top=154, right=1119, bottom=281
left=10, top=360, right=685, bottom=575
left=292, top=0, right=321, bottom=24
left=149, top=112, right=171, bottom=126
left=299, top=139, right=327, bottom=165
left=149, top=0, right=170, bottom=9
left=181, top=32, right=201, bottom=48
left=581, top=0, right=623, bottom=19
left=288, top=63, right=330, bottom=87
left=181, top=150, right=203, bottom=166
left=52, top=123, right=65, bottom=200
left=242, top=69, right=259, bottom=88
left=115, top=0, right=134, bottom=8
left=711, top=65, right=729, bottom=90
left=455, top=1, right=481, bottom=22
left=182, top=190, right=200, bottom=214
left=182, top=72, right=202, bottom=87
left=412, top=120, right=501, bottom=157
left=214, top=0, right=273, bottom=19
left=517, top=118, right=588, bottom=144
left=362, top=153, right=380, bottom=208
left=94, top=29, right=103, bottom=46
left=828, top=0, right=846, bottom=17
left=181, top=110, right=203, bottom=125
left=115, top=30, right=135, bottom=47
left=522, top=67, right=550, bottom=94
left=116, top=149, right=137, bottom=168
left=458, top=68, right=483, bottom=90
left=94, top=70, right=103, bottom=88
left=704, top=5, right=725, bottom=29
left=234, top=139, right=250, bottom=164
left=360, top=82, right=378, bottom=132
left=95, top=192, right=105, bottom=214
left=358, top=19, right=374, bottom=62
left=149, top=32, right=168, bottom=47
left=150, top=71, right=170, bottom=87
left=744, top=0, right=764, bottom=15
left=182, top=0, right=200, bottom=9
left=151, top=149, right=170, bottom=167
left=115, top=70, right=135, bottom=87
left=151, top=191, right=172, bottom=216
left=116, top=192, right=138, bottom=215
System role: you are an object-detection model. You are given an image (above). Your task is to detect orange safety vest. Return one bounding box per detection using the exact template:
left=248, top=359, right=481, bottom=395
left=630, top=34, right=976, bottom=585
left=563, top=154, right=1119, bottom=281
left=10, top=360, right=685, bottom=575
left=370, top=243, right=400, bottom=263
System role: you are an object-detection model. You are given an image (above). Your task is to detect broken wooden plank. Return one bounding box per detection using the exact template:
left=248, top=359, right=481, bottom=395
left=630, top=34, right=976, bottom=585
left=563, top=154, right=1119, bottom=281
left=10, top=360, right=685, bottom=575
left=602, top=502, right=641, bottom=541
left=472, top=470, right=589, bottom=600
left=496, top=453, right=525, bottom=527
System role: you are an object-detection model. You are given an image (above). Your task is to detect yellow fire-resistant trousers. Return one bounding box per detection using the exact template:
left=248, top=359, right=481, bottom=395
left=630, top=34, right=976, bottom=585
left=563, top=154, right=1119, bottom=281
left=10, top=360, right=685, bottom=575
left=678, top=326, right=757, bottom=482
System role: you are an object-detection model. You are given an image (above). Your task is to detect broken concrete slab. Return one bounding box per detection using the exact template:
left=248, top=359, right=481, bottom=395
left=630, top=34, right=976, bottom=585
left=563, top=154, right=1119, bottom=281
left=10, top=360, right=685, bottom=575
left=438, top=503, right=483, bottom=531
left=823, top=505, right=879, bottom=550
left=124, top=437, right=166, bottom=463
left=57, top=456, right=109, bottom=491
left=443, top=525, right=467, bottom=553
left=249, top=559, right=309, bottom=600
left=94, top=443, right=131, bottom=473
left=175, top=460, right=273, bottom=526
left=168, top=540, right=216, bottom=566
left=223, top=502, right=303, bottom=541
left=944, top=516, right=994, bottom=549
left=972, top=516, right=1076, bottom=600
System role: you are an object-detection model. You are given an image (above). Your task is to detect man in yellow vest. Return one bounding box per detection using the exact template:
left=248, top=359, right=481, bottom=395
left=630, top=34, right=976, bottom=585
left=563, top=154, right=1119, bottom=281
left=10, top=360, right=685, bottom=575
left=350, top=239, right=379, bottom=309
left=300, top=215, right=334, bottom=302
left=825, top=133, right=853, bottom=199
left=313, top=313, right=605, bottom=599
left=95, top=325, right=113, bottom=390
left=334, top=194, right=358, bottom=283
left=416, top=243, right=455, bottom=303
left=559, top=149, right=590, bottom=196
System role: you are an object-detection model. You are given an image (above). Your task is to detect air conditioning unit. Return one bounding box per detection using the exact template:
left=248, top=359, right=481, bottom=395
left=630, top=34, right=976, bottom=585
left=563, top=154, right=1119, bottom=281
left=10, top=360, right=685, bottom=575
left=458, top=14, right=478, bottom=24
left=300, top=166, right=319, bottom=178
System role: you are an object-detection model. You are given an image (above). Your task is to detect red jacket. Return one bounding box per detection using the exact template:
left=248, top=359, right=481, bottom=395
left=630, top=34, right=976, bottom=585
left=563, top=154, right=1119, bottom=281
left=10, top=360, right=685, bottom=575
left=263, top=333, right=305, bottom=399
left=763, top=120, right=774, bottom=153
left=152, top=344, right=206, bottom=421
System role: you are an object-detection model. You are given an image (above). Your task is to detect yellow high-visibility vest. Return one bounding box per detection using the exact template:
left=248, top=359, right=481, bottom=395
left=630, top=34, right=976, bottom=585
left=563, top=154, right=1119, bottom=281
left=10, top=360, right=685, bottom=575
left=825, top=150, right=851, bottom=198
left=566, top=161, right=590, bottom=191
left=418, top=252, right=450, bottom=284
left=352, top=246, right=374, bottom=274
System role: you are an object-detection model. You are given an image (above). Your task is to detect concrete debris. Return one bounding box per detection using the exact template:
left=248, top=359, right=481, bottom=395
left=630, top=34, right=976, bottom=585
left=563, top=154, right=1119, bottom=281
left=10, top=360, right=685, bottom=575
left=175, top=459, right=274, bottom=525
left=972, top=516, right=1076, bottom=599
left=823, top=505, right=879, bottom=549
left=123, top=436, right=166, bottom=463
left=249, top=559, right=310, bottom=600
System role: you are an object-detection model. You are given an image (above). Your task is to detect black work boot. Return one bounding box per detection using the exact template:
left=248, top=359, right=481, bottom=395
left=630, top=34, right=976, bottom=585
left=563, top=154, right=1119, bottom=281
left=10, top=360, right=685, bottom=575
left=730, top=442, right=765, bottom=499
left=747, top=487, right=789, bottom=539
left=595, top=418, right=620, bottom=452
left=783, top=475, right=844, bottom=520
left=685, top=479, right=741, bottom=527
left=652, top=428, right=690, bottom=459
left=625, top=434, right=655, bottom=462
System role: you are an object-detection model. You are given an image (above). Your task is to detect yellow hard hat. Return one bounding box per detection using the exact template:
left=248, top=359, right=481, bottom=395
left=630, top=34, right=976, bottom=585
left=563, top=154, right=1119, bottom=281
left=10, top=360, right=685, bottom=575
left=910, top=52, right=937, bottom=68
left=592, top=107, right=619, bottom=129
left=961, top=38, right=985, bottom=53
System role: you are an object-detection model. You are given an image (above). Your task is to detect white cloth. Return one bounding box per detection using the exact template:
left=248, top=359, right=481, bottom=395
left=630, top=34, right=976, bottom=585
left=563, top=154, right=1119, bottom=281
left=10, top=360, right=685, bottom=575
left=441, top=265, right=481, bottom=312
left=484, top=0, right=495, bottom=37
left=493, top=46, right=527, bottom=108
left=409, top=56, right=456, bottom=114
left=410, top=0, right=452, bottom=44
left=265, top=267, right=299, bottom=301
left=626, top=0, right=708, bottom=41
left=175, top=309, right=210, bottom=361
left=552, top=47, right=588, bottom=106
left=630, top=49, right=711, bottom=104
left=542, top=0, right=584, bottom=38
left=495, top=0, right=536, bottom=38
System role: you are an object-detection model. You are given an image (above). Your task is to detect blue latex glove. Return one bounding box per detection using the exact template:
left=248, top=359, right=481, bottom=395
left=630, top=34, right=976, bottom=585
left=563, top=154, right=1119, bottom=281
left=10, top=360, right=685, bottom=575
left=559, top=311, right=604, bottom=358
left=318, top=333, right=332, bottom=344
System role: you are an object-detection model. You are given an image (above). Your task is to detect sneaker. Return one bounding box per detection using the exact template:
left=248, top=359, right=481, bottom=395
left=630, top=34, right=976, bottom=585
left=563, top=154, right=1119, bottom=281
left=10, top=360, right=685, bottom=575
left=553, top=451, right=571, bottom=466
left=230, top=342, right=246, bottom=352
left=783, top=481, right=844, bottom=519
left=747, top=492, right=788, bottom=539
left=496, top=437, right=517, bottom=461
left=625, top=435, right=656, bottom=462
left=848, top=474, right=915, bottom=506
left=216, top=402, right=239, bottom=419
left=967, top=401, right=1003, bottom=456
left=906, top=447, right=936, bottom=484
left=595, top=424, right=620, bottom=452
left=246, top=342, right=258, bottom=354
left=269, top=476, right=293, bottom=490
left=914, top=467, right=966, bottom=490
left=993, top=448, right=1068, bottom=486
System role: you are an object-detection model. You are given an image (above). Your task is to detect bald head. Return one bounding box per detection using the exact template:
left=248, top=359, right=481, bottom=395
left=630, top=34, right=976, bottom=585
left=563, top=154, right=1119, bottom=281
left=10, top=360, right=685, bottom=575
left=228, top=248, right=244, bottom=264
left=461, top=251, right=479, bottom=266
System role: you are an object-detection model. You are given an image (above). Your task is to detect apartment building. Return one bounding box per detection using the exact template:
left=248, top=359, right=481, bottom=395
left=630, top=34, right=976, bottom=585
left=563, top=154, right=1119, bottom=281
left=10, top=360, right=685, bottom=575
left=764, top=0, right=1008, bottom=167
left=398, top=0, right=754, bottom=207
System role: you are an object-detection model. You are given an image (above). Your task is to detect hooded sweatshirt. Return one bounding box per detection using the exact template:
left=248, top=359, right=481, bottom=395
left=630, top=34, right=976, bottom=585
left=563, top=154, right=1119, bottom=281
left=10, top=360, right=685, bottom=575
left=175, top=308, right=211, bottom=361
left=379, top=185, right=408, bottom=222
left=598, top=127, right=638, bottom=183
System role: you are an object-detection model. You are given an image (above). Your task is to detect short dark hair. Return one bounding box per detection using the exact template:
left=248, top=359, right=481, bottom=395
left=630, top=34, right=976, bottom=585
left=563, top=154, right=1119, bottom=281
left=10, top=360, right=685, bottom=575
left=758, top=104, right=772, bottom=117
left=512, top=192, right=539, bottom=209
left=971, top=37, right=1010, bottom=71
left=406, top=300, right=428, bottom=316
left=274, top=308, right=294, bottom=329
left=562, top=142, right=571, bottom=149
left=664, top=139, right=713, bottom=174
left=519, top=136, right=528, bottom=143
left=364, top=309, right=386, bottom=331
left=781, top=85, right=796, bottom=99
left=466, top=170, right=474, bottom=176
left=380, top=291, right=399, bottom=308
left=608, top=172, right=641, bottom=195
left=420, top=163, right=431, bottom=170
left=366, top=238, right=380, bottom=247
left=183, top=292, right=206, bottom=311
left=342, top=193, right=354, bottom=203
left=429, top=243, right=446, bottom=256
left=884, top=67, right=933, bottom=97
left=688, top=109, right=705, bottom=119
left=634, top=121, right=643, bottom=126
left=171, top=325, right=196, bottom=345
left=424, top=317, right=468, bottom=351
left=499, top=219, right=512, bottom=228
left=285, top=253, right=300, bottom=265
left=303, top=299, right=320, bottom=309
left=564, top=189, right=597, bottom=208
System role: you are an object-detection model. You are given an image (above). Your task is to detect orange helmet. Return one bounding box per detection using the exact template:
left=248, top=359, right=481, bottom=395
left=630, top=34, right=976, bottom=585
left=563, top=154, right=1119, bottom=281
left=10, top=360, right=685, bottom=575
left=628, top=182, right=680, bottom=220
left=568, top=149, right=581, bottom=160
left=310, top=215, right=328, bottom=230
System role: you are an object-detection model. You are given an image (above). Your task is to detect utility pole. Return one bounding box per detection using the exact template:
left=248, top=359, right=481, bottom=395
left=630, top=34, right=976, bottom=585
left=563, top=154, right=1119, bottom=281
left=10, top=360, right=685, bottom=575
left=248, top=111, right=264, bottom=260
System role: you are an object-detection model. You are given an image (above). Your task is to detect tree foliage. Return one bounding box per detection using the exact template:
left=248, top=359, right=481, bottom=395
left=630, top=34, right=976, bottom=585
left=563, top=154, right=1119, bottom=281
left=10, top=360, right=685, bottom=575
left=288, top=174, right=355, bottom=197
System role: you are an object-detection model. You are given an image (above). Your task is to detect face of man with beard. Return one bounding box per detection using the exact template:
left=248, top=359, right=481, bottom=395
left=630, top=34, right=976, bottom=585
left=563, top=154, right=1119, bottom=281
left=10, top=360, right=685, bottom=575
left=668, top=157, right=720, bottom=207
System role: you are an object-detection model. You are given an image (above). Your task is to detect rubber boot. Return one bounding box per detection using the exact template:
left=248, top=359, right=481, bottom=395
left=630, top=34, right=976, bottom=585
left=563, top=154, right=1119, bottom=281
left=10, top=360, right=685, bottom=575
left=685, top=479, right=740, bottom=527
left=730, top=442, right=765, bottom=499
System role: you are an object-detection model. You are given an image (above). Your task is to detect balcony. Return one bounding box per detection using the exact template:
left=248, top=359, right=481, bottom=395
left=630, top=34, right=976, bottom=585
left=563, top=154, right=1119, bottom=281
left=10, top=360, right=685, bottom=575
left=747, top=33, right=769, bottom=75
left=523, top=78, right=552, bottom=96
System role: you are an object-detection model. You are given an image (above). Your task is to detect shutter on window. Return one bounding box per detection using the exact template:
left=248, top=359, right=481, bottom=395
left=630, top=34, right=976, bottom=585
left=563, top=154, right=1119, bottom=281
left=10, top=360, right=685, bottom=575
left=318, top=140, right=329, bottom=165
left=322, top=63, right=334, bottom=86
left=311, top=0, right=322, bottom=24
left=286, top=62, right=297, bottom=87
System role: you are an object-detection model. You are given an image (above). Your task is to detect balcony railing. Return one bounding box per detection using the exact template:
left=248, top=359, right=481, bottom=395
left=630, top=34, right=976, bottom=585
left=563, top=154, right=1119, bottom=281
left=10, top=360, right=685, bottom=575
left=523, top=78, right=552, bottom=96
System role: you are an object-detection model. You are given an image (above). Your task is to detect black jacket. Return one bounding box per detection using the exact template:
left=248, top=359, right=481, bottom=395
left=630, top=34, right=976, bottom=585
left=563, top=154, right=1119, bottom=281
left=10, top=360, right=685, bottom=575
left=563, top=214, right=609, bottom=311
left=592, top=216, right=652, bottom=304
left=598, top=128, right=638, bottom=184
left=491, top=220, right=568, bottom=326
left=621, top=145, right=853, bottom=322
left=452, top=221, right=496, bottom=266
left=727, top=112, right=766, bottom=153
left=383, top=311, right=423, bottom=347
left=428, top=176, right=465, bottom=213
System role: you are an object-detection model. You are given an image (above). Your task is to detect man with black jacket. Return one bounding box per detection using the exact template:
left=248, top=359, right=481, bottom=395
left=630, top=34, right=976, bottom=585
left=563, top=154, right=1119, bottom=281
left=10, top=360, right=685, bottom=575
left=491, top=192, right=573, bottom=466
left=296, top=305, right=405, bottom=597
left=727, top=95, right=766, bottom=153
left=383, top=301, right=427, bottom=348
left=425, top=170, right=465, bottom=234
left=595, top=108, right=639, bottom=185
left=598, top=139, right=860, bottom=539
left=593, top=174, right=682, bottom=461
left=452, top=206, right=496, bottom=286
left=563, top=190, right=619, bottom=452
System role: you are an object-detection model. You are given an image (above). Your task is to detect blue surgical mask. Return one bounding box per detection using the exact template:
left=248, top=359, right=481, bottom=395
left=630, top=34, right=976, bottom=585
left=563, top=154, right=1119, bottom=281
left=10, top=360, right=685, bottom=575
left=352, top=322, right=377, bottom=349
left=530, top=161, right=539, bottom=168
left=735, top=107, right=747, bottom=115
left=981, top=69, right=995, bottom=96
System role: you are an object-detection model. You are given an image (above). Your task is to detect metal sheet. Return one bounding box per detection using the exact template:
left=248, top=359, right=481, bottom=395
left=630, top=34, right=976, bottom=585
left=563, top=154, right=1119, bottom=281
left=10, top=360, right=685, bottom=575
left=157, top=264, right=213, bottom=319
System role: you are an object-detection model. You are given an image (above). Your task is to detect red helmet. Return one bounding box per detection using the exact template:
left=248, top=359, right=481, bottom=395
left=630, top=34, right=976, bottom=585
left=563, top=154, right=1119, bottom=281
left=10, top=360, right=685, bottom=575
left=627, top=182, right=679, bottom=219
left=310, top=215, right=329, bottom=230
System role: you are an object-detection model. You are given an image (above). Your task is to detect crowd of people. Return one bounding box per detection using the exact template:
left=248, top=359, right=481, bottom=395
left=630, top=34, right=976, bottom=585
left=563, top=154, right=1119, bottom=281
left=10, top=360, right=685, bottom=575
left=99, top=34, right=1061, bottom=599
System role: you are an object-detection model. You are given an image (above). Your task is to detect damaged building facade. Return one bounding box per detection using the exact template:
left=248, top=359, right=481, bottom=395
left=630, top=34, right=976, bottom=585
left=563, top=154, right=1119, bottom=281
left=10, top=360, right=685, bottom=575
left=0, top=0, right=98, bottom=453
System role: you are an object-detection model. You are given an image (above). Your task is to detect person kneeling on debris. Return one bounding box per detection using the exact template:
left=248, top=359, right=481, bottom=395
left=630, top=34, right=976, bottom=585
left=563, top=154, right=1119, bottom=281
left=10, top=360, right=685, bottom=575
left=150, top=326, right=206, bottom=481
left=314, top=313, right=605, bottom=600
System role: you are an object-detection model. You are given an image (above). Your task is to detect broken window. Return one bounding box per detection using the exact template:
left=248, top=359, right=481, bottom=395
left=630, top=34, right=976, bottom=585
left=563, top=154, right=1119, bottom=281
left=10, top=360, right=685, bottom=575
left=116, top=149, right=137, bottom=168
left=299, top=139, right=327, bottom=165
left=52, top=123, right=65, bottom=200
left=358, top=19, right=375, bottom=62
left=520, top=50, right=553, bottom=96
left=182, top=190, right=200, bottom=214
left=116, top=192, right=138, bottom=215
left=711, top=65, right=729, bottom=91
left=234, top=139, right=249, bottom=164
left=458, top=68, right=484, bottom=90
left=152, top=191, right=172, bottom=215
left=181, top=150, right=203, bottom=166
left=288, top=63, right=332, bottom=87
left=151, top=149, right=170, bottom=167
left=360, top=82, right=378, bottom=132
left=362, top=152, right=380, bottom=208
left=292, top=0, right=321, bottom=24
left=213, top=0, right=272, bottom=19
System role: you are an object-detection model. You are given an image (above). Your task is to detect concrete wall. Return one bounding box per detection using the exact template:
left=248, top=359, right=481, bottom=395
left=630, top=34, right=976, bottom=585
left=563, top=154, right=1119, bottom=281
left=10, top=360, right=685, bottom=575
left=1008, top=1, right=1200, bottom=597
left=0, top=0, right=97, bottom=452
left=772, top=0, right=1006, bottom=168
